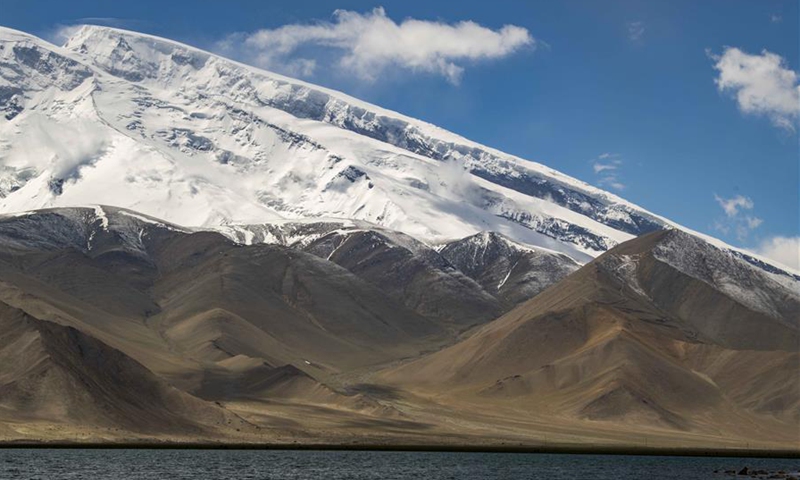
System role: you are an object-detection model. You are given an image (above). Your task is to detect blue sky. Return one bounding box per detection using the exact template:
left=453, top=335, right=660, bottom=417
left=2, top=0, right=798, bottom=264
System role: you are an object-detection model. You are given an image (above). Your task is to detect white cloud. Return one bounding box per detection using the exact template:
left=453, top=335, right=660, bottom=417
left=745, top=216, right=763, bottom=229
left=592, top=154, right=624, bottom=190
left=599, top=178, right=625, bottom=191
left=47, top=24, right=82, bottom=46
left=217, top=7, right=535, bottom=84
left=713, top=194, right=763, bottom=240
left=753, top=236, right=800, bottom=270
left=627, top=21, right=645, bottom=42
left=5, top=115, right=108, bottom=187
left=277, top=58, right=318, bottom=78
left=714, top=193, right=754, bottom=217
left=710, top=47, right=800, bottom=131
left=770, top=14, right=782, bottom=23
left=433, top=157, right=480, bottom=201
left=593, top=163, right=617, bottom=173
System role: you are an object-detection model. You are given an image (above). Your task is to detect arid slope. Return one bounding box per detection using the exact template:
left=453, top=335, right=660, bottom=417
left=383, top=230, right=800, bottom=442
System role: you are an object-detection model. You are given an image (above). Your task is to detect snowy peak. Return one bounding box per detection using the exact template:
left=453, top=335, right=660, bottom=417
left=61, top=26, right=667, bottom=240
left=653, top=230, right=800, bottom=323
left=604, top=229, right=800, bottom=326
left=0, top=25, right=793, bottom=282
left=439, top=231, right=580, bottom=305
left=57, top=26, right=660, bottom=242
left=63, top=25, right=212, bottom=83
left=1, top=29, right=90, bottom=95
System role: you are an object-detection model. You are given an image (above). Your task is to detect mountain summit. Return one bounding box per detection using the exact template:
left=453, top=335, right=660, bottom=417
left=1, top=25, right=791, bottom=277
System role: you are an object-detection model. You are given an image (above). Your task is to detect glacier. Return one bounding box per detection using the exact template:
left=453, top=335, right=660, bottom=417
left=0, top=24, right=796, bottom=281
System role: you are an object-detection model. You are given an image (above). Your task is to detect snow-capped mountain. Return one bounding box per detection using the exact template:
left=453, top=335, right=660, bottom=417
left=0, top=25, right=794, bottom=280
left=439, top=231, right=581, bottom=306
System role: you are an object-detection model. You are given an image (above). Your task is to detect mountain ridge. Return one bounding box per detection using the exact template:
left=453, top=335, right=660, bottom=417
left=380, top=229, right=799, bottom=440
left=0, top=206, right=796, bottom=448
left=0, top=24, right=793, bottom=278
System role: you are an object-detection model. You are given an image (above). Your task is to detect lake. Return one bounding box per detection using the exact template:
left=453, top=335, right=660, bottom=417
left=1, top=449, right=799, bottom=479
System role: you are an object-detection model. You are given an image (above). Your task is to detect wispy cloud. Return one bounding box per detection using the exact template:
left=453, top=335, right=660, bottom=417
left=627, top=21, right=645, bottom=43
left=593, top=163, right=617, bottom=173
left=715, top=193, right=753, bottom=217
left=5, top=116, right=108, bottom=186
left=216, top=7, right=536, bottom=84
left=713, top=193, right=763, bottom=241
left=709, top=47, right=799, bottom=131
left=592, top=153, right=625, bottom=190
left=770, top=14, right=782, bottom=23
left=753, top=236, right=800, bottom=270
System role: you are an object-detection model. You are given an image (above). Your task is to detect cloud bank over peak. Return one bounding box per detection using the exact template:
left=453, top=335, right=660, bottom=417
left=754, top=236, right=800, bottom=270
left=217, top=7, right=535, bottom=84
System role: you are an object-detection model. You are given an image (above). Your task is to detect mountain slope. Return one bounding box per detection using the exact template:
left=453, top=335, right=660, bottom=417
left=383, top=230, right=800, bottom=438
left=439, top=231, right=581, bottom=307
left=0, top=207, right=452, bottom=397
left=217, top=220, right=506, bottom=331
left=0, top=300, right=251, bottom=436
left=0, top=207, right=443, bottom=439
left=0, top=24, right=793, bottom=280
left=0, top=208, right=797, bottom=448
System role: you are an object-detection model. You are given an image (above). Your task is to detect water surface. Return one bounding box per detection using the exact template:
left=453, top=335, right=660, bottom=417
left=1, top=449, right=798, bottom=479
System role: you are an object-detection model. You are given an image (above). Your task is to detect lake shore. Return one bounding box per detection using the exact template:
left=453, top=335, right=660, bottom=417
left=1, top=441, right=798, bottom=459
